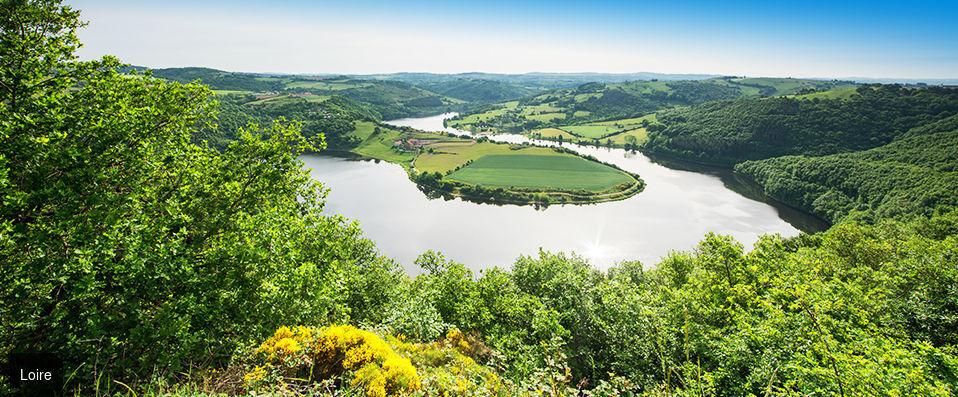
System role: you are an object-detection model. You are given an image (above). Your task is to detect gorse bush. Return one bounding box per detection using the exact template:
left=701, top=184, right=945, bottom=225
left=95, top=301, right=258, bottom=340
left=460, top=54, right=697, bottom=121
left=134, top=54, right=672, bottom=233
left=246, top=325, right=420, bottom=397
left=389, top=329, right=507, bottom=396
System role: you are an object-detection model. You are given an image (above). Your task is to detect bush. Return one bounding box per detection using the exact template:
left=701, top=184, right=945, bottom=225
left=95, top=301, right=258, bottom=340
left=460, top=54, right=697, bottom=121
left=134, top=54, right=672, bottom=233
left=246, top=325, right=421, bottom=396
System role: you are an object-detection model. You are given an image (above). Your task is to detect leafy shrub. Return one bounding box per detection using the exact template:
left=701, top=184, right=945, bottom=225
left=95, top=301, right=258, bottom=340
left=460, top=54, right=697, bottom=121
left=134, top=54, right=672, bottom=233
left=389, top=330, right=508, bottom=396
left=246, top=325, right=421, bottom=396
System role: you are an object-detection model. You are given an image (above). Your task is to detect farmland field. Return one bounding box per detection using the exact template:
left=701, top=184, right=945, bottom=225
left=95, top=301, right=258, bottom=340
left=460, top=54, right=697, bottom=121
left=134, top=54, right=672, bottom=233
left=415, top=142, right=561, bottom=173
left=447, top=154, right=634, bottom=191
left=559, top=125, right=618, bottom=138
left=608, top=128, right=650, bottom=145
left=532, top=127, right=577, bottom=140
left=793, top=87, right=858, bottom=100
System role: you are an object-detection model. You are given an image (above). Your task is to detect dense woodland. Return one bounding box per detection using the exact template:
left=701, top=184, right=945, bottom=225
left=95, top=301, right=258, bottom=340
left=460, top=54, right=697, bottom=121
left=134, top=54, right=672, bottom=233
left=415, top=78, right=540, bottom=104
left=198, top=95, right=380, bottom=151
left=2, top=1, right=958, bottom=396
left=645, top=85, right=958, bottom=223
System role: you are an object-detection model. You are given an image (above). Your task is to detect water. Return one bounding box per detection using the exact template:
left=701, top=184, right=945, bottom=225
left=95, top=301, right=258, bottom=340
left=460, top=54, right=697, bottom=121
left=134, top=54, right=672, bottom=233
left=301, top=113, right=827, bottom=274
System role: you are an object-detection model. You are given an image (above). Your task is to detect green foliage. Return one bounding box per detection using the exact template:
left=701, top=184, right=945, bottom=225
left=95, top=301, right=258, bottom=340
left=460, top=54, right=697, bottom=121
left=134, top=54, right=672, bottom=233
left=417, top=78, right=538, bottom=103
left=646, top=85, right=958, bottom=164
left=643, top=85, right=958, bottom=224
left=6, top=2, right=958, bottom=396
left=735, top=114, right=958, bottom=223
left=152, top=67, right=283, bottom=92
left=384, top=214, right=958, bottom=395
left=450, top=77, right=856, bottom=135
left=0, top=1, right=404, bottom=390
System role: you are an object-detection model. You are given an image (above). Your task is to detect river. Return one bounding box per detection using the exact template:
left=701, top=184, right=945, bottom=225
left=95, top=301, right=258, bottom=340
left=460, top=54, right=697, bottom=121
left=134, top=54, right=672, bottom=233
left=301, top=112, right=827, bottom=274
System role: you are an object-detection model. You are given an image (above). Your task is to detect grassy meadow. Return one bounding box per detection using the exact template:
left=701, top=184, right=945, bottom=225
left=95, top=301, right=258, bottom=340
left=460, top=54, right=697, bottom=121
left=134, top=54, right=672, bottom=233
left=447, top=154, right=634, bottom=191
left=415, top=141, right=564, bottom=174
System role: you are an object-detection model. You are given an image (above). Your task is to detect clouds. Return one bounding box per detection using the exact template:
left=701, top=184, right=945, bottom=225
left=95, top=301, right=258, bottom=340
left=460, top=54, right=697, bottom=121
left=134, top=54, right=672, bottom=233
left=67, top=0, right=958, bottom=78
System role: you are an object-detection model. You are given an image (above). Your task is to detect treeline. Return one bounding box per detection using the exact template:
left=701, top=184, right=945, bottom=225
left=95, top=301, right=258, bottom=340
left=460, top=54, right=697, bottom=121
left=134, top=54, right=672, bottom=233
left=736, top=115, right=958, bottom=224
left=334, top=79, right=456, bottom=119
left=152, top=67, right=283, bottom=92
left=644, top=85, right=958, bottom=223
left=198, top=95, right=379, bottom=151
left=398, top=213, right=958, bottom=395
left=416, top=78, right=540, bottom=103
left=152, top=68, right=466, bottom=120
left=457, top=77, right=858, bottom=134
left=645, top=85, right=958, bottom=164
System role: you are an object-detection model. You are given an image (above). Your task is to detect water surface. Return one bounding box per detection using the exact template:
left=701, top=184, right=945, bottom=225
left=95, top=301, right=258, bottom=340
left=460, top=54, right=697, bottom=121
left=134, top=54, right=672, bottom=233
left=301, top=113, right=827, bottom=274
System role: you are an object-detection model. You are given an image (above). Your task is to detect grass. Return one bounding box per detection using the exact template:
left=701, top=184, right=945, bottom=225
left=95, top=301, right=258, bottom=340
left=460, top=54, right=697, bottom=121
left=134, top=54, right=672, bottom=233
left=350, top=125, right=417, bottom=168
left=527, top=112, right=565, bottom=122
left=792, top=88, right=858, bottom=100
left=593, top=113, right=657, bottom=127
left=573, top=93, right=601, bottom=102
left=213, top=90, right=253, bottom=95
left=608, top=127, right=650, bottom=146
left=532, top=128, right=577, bottom=140
left=347, top=121, right=379, bottom=141
left=559, top=125, right=617, bottom=139
left=286, top=80, right=370, bottom=91
left=519, top=105, right=563, bottom=115
left=415, top=141, right=561, bottom=174
left=447, top=154, right=634, bottom=191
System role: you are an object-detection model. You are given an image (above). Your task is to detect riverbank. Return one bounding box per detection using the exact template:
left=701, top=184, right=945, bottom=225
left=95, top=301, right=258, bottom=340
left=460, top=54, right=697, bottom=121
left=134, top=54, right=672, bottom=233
left=340, top=118, right=645, bottom=206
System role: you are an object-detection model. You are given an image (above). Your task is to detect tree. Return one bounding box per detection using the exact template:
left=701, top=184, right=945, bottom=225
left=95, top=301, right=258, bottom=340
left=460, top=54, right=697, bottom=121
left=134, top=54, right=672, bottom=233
left=1, top=0, right=400, bottom=388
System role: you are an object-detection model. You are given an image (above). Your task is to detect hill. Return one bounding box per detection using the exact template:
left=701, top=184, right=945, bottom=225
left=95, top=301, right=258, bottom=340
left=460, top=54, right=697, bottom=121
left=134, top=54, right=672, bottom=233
left=645, top=84, right=958, bottom=164
left=415, top=78, right=539, bottom=103
left=149, top=67, right=464, bottom=120
left=447, top=77, right=857, bottom=138
left=642, top=85, right=958, bottom=223
left=736, top=115, right=958, bottom=223
left=358, top=71, right=722, bottom=90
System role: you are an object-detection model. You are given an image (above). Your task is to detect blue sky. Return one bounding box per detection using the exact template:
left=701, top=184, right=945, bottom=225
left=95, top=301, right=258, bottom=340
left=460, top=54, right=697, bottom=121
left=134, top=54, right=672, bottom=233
left=68, top=0, right=958, bottom=78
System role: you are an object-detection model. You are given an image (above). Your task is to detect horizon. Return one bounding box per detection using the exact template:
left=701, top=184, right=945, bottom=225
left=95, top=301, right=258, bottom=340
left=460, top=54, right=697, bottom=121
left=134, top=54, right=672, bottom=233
left=68, top=0, right=958, bottom=80
left=133, top=66, right=958, bottom=85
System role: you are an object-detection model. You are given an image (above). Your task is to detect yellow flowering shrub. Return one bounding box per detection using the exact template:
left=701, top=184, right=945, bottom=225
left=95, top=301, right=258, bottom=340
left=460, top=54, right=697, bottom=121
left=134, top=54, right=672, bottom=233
left=313, top=325, right=421, bottom=396
left=388, top=329, right=507, bottom=396
left=245, top=325, right=420, bottom=397
left=255, top=325, right=314, bottom=360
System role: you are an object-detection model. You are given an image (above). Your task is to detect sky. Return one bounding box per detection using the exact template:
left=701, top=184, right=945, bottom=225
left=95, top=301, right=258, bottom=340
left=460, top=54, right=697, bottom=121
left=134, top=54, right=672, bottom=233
left=68, top=0, right=958, bottom=79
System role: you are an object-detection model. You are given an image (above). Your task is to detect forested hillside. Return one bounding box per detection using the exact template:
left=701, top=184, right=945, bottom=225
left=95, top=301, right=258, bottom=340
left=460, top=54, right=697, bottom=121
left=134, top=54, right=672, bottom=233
left=447, top=77, right=857, bottom=136
left=196, top=94, right=382, bottom=150
left=416, top=78, right=539, bottom=103
left=736, top=115, right=958, bottom=223
left=3, top=1, right=958, bottom=396
left=151, top=67, right=284, bottom=92
left=359, top=71, right=722, bottom=90
left=646, top=85, right=958, bottom=164
left=150, top=68, right=465, bottom=119
left=644, top=85, right=958, bottom=223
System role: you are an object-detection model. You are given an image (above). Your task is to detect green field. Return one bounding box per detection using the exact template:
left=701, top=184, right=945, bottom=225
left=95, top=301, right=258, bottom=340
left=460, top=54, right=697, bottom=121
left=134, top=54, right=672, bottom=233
left=593, top=113, right=657, bottom=127
left=447, top=154, right=634, bottom=191
left=415, top=141, right=561, bottom=173
left=608, top=127, right=650, bottom=146
left=792, top=87, right=858, bottom=100
left=527, top=112, right=565, bottom=122
left=559, top=125, right=617, bottom=138
left=286, top=80, right=371, bottom=91
left=532, top=127, right=577, bottom=140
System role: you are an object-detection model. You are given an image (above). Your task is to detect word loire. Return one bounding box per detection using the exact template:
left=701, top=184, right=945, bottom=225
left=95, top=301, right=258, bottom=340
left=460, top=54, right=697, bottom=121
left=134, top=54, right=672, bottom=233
left=20, top=368, right=53, bottom=381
